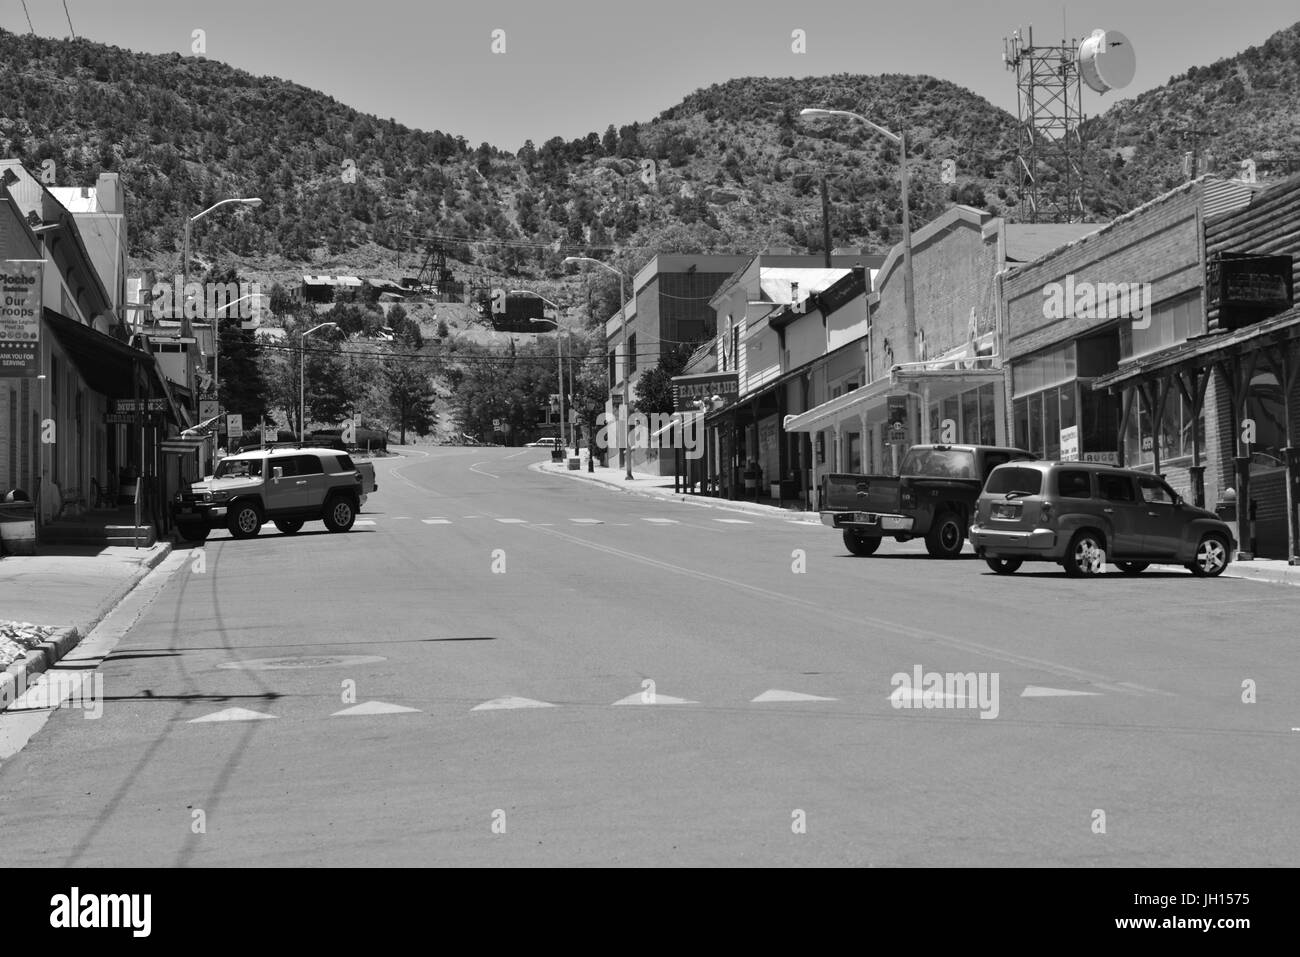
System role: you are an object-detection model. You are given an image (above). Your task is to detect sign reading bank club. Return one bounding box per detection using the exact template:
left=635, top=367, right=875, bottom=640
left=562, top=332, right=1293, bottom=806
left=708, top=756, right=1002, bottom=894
left=0, top=260, right=43, bottom=377
left=671, top=372, right=739, bottom=413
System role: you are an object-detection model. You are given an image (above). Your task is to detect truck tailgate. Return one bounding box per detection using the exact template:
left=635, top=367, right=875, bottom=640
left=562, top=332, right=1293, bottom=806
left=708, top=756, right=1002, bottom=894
left=821, top=473, right=901, bottom=513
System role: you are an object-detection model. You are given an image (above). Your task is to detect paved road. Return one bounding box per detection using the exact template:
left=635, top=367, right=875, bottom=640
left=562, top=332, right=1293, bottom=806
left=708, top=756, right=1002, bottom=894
left=1, top=446, right=1296, bottom=866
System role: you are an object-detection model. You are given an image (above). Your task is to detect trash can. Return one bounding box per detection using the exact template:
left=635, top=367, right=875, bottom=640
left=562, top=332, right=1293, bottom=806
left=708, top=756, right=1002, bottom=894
left=0, top=500, right=37, bottom=555
left=550, top=449, right=565, bottom=463
left=568, top=456, right=580, bottom=470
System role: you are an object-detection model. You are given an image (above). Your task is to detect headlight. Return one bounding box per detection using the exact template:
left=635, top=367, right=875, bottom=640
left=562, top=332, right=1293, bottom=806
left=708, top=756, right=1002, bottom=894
left=211, top=490, right=231, bottom=503
left=173, top=491, right=183, bottom=503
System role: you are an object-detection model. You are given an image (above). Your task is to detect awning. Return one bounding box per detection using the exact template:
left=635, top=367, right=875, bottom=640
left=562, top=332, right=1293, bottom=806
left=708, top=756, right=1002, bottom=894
left=650, top=411, right=703, bottom=441
left=783, top=364, right=1003, bottom=433
left=1091, top=307, right=1300, bottom=392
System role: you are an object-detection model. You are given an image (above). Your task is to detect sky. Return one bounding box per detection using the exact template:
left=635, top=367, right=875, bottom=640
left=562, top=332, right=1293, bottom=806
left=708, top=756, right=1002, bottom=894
left=3, top=0, right=1297, bottom=150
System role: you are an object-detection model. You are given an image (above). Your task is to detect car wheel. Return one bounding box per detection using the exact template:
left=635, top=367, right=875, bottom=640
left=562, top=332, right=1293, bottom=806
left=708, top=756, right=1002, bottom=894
left=1115, top=561, right=1148, bottom=575
left=842, top=529, right=880, bottom=556
left=925, top=511, right=965, bottom=559
left=1063, top=530, right=1106, bottom=576
left=1188, top=534, right=1230, bottom=577
left=985, top=557, right=1022, bottom=575
left=323, top=496, right=356, bottom=532
left=176, top=523, right=209, bottom=544
left=227, top=503, right=262, bottom=539
left=274, top=518, right=305, bottom=535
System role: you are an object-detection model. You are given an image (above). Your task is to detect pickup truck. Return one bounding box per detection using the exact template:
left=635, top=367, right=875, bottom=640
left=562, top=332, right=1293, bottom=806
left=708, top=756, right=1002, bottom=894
left=820, top=444, right=1034, bottom=558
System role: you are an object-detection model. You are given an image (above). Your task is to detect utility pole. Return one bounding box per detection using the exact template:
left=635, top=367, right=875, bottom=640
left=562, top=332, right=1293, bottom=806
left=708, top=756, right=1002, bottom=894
left=821, top=175, right=832, bottom=267
left=1181, top=126, right=1216, bottom=182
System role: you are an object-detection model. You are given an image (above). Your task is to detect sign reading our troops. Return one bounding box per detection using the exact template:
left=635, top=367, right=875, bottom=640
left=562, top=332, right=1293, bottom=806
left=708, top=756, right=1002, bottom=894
left=0, top=260, right=43, bottom=377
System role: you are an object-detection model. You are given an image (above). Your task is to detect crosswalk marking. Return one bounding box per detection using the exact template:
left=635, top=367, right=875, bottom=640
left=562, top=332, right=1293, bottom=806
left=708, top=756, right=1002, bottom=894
left=422, top=518, right=451, bottom=524
left=752, top=689, right=837, bottom=703
left=188, top=707, right=277, bottom=723
left=472, top=696, right=557, bottom=711
left=332, top=701, right=421, bottom=716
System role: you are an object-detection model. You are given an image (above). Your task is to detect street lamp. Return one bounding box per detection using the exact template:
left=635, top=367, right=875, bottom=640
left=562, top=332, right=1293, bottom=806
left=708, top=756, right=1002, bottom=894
left=563, top=256, right=632, bottom=480
left=181, top=197, right=262, bottom=419
left=799, top=108, right=916, bottom=361
left=509, top=290, right=570, bottom=453
left=300, top=322, right=338, bottom=440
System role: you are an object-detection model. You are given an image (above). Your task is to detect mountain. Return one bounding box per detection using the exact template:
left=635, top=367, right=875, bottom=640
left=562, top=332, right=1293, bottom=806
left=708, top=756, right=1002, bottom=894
left=2, top=21, right=1298, bottom=321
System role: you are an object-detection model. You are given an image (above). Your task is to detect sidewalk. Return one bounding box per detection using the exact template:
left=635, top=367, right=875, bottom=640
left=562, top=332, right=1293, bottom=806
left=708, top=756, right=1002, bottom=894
left=0, top=542, right=172, bottom=703
left=539, top=457, right=1300, bottom=585
left=536, top=455, right=821, bottom=524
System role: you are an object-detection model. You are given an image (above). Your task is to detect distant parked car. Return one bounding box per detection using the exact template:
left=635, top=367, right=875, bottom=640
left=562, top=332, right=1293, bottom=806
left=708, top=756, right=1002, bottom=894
left=525, top=437, right=561, bottom=448
left=969, top=461, right=1235, bottom=577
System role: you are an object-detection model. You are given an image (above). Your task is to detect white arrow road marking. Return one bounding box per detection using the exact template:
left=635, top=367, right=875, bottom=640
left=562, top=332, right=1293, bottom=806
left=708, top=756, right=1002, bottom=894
left=422, top=518, right=452, bottom=524
left=496, top=518, right=527, bottom=524
left=188, top=708, right=278, bottom=723
left=332, top=701, right=421, bottom=716
left=612, top=692, right=696, bottom=705
left=752, top=689, right=837, bottom=703
left=572, top=518, right=604, bottom=524
left=642, top=518, right=678, bottom=524
left=715, top=518, right=752, bottom=524
left=1021, top=686, right=1104, bottom=697
left=472, top=697, right=557, bottom=711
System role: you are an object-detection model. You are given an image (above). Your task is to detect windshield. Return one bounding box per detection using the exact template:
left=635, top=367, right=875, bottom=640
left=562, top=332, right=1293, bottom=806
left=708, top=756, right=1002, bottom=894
left=985, top=467, right=1043, bottom=496
left=900, top=448, right=976, bottom=479
left=213, top=457, right=263, bottom=480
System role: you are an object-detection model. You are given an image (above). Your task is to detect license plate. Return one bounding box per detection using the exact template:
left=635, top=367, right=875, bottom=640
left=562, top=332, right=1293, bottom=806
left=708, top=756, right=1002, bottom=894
left=992, top=503, right=1020, bottom=520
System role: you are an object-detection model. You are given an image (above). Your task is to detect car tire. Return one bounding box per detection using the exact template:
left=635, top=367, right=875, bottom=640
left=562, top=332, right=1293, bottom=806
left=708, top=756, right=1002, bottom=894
left=323, top=495, right=356, bottom=533
left=227, top=503, right=262, bottom=539
left=274, top=518, right=305, bottom=535
left=925, top=511, right=965, bottom=559
left=176, top=523, right=209, bottom=544
left=985, top=557, right=1022, bottom=575
left=842, top=529, right=880, bottom=556
left=1063, top=530, right=1107, bottom=577
left=1187, top=534, right=1230, bottom=577
left=1115, top=561, right=1148, bottom=575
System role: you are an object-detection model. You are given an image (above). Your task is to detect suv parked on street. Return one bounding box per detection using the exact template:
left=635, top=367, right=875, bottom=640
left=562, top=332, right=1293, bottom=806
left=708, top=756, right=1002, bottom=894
left=173, top=447, right=368, bottom=543
left=969, top=461, right=1235, bottom=577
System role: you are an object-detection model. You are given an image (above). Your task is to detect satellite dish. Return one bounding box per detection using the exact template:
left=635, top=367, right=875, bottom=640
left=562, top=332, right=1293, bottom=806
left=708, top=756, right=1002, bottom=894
left=1078, top=29, right=1136, bottom=94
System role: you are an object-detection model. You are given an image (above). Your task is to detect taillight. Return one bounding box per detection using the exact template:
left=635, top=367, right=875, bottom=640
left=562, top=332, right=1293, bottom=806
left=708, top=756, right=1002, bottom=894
left=900, top=482, right=917, bottom=509
left=1039, top=501, right=1053, bottom=523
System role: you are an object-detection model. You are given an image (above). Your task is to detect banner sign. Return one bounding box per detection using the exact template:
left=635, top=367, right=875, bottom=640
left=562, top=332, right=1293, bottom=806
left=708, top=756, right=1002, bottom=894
left=114, top=398, right=168, bottom=413
left=887, top=394, right=908, bottom=443
left=104, top=412, right=161, bottom=424
left=671, top=372, right=739, bottom=412
left=1209, top=253, right=1294, bottom=330
left=0, top=260, right=43, bottom=377
left=1060, top=425, right=1080, bottom=461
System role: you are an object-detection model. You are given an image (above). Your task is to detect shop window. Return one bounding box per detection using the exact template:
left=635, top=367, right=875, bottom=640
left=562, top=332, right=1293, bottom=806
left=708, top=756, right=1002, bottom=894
left=1123, top=388, right=1203, bottom=466
left=1246, top=372, right=1286, bottom=472
left=1044, top=385, right=1062, bottom=459
left=627, top=334, right=637, bottom=374
left=962, top=389, right=980, bottom=444
left=1027, top=393, right=1044, bottom=458
left=1120, top=293, right=1202, bottom=361
left=1080, top=386, right=1119, bottom=461
left=978, top=383, right=997, bottom=445
left=848, top=432, right=861, bottom=472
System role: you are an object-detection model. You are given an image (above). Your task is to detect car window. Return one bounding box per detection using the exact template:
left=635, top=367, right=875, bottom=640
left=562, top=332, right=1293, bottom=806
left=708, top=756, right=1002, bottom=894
left=901, top=448, right=976, bottom=479
left=272, top=456, right=299, bottom=477
left=1056, top=469, right=1092, bottom=499
left=214, top=457, right=262, bottom=479
left=1139, top=478, right=1175, bottom=505
left=336, top=453, right=356, bottom=471
left=985, top=467, right=1042, bottom=496
left=1097, top=474, right=1136, bottom=503
left=293, top=455, right=324, bottom=476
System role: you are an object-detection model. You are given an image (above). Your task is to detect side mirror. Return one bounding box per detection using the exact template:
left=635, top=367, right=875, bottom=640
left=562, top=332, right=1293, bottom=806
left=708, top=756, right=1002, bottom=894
left=272, top=466, right=284, bottom=481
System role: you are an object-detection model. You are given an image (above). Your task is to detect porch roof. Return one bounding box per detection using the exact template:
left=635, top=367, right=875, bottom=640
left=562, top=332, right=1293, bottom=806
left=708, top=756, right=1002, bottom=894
left=783, top=364, right=1002, bottom=433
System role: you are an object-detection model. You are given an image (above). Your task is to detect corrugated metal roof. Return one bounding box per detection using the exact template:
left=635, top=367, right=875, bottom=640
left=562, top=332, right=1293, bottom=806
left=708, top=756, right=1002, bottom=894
left=1003, top=223, right=1104, bottom=263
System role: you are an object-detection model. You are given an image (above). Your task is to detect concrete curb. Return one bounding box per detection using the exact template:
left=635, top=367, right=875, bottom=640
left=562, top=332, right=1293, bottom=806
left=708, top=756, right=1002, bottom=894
left=533, top=462, right=822, bottom=523
left=0, top=542, right=173, bottom=713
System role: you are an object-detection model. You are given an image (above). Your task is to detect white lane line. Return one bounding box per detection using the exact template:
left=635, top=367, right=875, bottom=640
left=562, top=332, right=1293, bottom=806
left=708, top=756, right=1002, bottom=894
left=534, top=523, right=554, bottom=526
left=469, top=462, right=500, bottom=479
left=506, top=449, right=531, bottom=459
left=642, top=517, right=678, bottom=524
left=422, top=519, right=452, bottom=524
left=496, top=518, right=527, bottom=524
left=354, top=520, right=376, bottom=526
left=714, top=518, right=752, bottom=524
left=188, top=708, right=277, bottom=723
left=571, top=518, right=604, bottom=524
left=332, top=701, right=421, bottom=716
left=752, top=689, right=837, bottom=703
left=391, top=516, right=411, bottom=520
left=472, top=697, right=557, bottom=711
left=1021, top=686, right=1103, bottom=697
left=612, top=692, right=696, bottom=705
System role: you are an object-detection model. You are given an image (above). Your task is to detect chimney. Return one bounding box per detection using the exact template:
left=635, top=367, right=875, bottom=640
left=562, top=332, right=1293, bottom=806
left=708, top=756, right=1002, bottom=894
left=95, top=172, right=123, bottom=213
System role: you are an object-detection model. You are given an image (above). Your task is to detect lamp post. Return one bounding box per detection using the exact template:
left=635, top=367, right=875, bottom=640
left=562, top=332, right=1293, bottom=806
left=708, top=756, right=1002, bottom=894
left=799, top=109, right=916, bottom=361
left=181, top=197, right=262, bottom=420
left=300, top=322, right=338, bottom=441
left=563, top=256, right=632, bottom=479
left=509, top=290, right=569, bottom=452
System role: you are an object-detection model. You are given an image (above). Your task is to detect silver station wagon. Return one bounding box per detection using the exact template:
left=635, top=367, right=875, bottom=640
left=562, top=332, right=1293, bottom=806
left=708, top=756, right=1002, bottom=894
left=969, top=461, right=1236, bottom=577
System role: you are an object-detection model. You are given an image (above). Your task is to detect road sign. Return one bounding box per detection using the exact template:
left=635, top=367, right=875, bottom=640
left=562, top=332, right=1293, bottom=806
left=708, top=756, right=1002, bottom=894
left=199, top=399, right=219, bottom=421
left=226, top=413, right=243, bottom=438
left=264, top=427, right=276, bottom=443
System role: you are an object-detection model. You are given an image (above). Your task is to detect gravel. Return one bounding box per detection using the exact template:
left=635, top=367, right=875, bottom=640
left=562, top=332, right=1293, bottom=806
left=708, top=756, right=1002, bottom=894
left=0, top=620, right=57, bottom=670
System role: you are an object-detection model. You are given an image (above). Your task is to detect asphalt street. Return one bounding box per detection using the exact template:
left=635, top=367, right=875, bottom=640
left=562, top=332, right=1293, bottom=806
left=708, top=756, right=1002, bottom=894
left=1, top=445, right=1296, bottom=866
